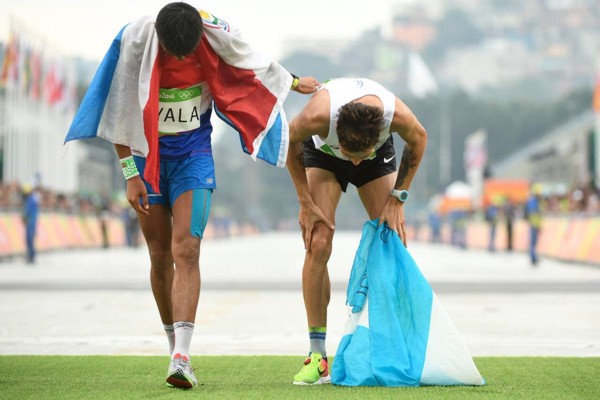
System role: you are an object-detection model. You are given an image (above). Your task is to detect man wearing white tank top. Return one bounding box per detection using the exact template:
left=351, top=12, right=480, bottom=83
left=286, top=77, right=428, bottom=385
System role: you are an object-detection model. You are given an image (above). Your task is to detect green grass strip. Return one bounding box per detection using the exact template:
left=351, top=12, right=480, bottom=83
left=0, top=356, right=598, bottom=399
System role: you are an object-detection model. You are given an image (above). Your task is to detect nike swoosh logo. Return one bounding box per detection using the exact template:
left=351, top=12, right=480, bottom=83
left=383, top=155, right=396, bottom=163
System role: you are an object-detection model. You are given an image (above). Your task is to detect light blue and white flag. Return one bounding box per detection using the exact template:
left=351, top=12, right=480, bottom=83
left=331, top=220, right=485, bottom=387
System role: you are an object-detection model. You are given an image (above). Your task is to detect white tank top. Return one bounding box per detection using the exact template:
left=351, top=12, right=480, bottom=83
left=312, top=78, right=395, bottom=160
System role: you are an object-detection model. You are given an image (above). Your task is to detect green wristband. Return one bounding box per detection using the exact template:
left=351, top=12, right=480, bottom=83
left=291, top=73, right=300, bottom=90
left=120, top=155, right=140, bottom=180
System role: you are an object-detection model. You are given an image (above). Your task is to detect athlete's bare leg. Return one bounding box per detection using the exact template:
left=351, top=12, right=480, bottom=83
left=137, top=205, right=175, bottom=325
left=303, top=167, right=341, bottom=327
left=170, top=190, right=201, bottom=322
left=357, top=172, right=397, bottom=220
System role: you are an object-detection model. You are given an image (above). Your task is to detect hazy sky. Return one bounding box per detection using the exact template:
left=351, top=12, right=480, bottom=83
left=0, top=0, right=413, bottom=62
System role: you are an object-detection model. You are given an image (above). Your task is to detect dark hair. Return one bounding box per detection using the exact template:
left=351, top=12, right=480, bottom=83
left=336, top=103, right=383, bottom=152
left=155, top=2, right=203, bottom=58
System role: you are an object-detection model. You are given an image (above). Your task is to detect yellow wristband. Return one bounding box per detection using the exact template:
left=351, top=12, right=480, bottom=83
left=291, top=74, right=300, bottom=90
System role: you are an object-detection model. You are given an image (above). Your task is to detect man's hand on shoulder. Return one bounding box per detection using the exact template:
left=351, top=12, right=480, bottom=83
left=294, top=76, right=321, bottom=94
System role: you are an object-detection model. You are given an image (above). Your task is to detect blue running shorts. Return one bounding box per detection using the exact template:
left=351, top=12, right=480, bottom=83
left=133, top=155, right=216, bottom=208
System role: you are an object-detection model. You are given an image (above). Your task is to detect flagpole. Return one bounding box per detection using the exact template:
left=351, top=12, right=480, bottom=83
left=439, top=90, right=451, bottom=188
left=594, top=58, right=600, bottom=188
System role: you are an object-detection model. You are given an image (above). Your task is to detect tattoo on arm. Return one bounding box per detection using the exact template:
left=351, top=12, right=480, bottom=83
left=397, top=146, right=417, bottom=187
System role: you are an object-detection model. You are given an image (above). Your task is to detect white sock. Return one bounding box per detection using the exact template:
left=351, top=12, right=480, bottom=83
left=163, top=324, right=175, bottom=355
left=172, top=322, right=195, bottom=359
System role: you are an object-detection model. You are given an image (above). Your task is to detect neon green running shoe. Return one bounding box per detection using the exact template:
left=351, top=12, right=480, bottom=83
left=293, top=352, right=331, bottom=385
left=166, top=353, right=198, bottom=389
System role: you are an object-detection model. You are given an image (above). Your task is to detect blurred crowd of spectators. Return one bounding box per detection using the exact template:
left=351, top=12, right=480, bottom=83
left=542, top=184, right=599, bottom=215
left=421, top=181, right=600, bottom=247
left=0, top=181, right=144, bottom=250
left=0, top=181, right=123, bottom=216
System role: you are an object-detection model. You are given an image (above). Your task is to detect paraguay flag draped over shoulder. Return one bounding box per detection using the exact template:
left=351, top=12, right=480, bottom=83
left=64, top=10, right=292, bottom=193
left=331, top=220, right=485, bottom=387
left=197, top=10, right=291, bottom=165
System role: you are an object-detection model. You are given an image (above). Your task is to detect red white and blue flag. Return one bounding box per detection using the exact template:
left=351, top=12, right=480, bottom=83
left=65, top=10, right=292, bottom=192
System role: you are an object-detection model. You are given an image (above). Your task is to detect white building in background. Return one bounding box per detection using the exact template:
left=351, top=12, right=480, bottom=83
left=1, top=93, right=80, bottom=192
left=0, top=22, right=83, bottom=194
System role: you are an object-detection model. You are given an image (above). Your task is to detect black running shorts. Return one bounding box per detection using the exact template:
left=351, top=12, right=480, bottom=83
left=301, top=136, right=396, bottom=192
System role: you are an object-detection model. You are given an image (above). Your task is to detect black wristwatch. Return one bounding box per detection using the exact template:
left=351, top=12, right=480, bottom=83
left=391, top=189, right=409, bottom=203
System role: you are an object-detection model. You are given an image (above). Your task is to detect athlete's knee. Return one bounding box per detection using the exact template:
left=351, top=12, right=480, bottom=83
left=309, top=229, right=333, bottom=259
left=146, top=241, right=172, bottom=265
left=171, top=236, right=200, bottom=268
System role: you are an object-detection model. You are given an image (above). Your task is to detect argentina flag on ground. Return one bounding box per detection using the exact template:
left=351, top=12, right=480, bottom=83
left=331, top=220, right=485, bottom=387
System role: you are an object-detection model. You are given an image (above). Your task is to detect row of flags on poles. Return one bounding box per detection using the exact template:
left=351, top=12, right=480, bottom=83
left=0, top=27, right=77, bottom=112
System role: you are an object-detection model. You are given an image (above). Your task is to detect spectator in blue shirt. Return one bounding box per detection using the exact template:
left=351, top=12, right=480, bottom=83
left=525, top=185, right=543, bottom=266
left=22, top=184, right=41, bottom=264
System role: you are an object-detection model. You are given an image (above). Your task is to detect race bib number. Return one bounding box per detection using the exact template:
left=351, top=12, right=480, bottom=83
left=158, top=86, right=203, bottom=135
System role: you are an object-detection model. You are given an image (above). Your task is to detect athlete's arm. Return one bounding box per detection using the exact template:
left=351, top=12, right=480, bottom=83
left=390, top=97, right=427, bottom=194
left=286, top=91, right=334, bottom=251
left=114, top=144, right=150, bottom=216
left=378, top=98, right=428, bottom=245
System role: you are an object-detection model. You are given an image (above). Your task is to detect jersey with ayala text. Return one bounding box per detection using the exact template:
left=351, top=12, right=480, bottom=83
left=158, top=49, right=213, bottom=160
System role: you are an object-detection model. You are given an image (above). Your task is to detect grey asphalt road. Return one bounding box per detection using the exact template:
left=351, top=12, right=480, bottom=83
left=0, top=231, right=598, bottom=357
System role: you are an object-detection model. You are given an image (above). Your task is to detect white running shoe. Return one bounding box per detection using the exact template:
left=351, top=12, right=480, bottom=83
left=166, top=353, right=198, bottom=389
